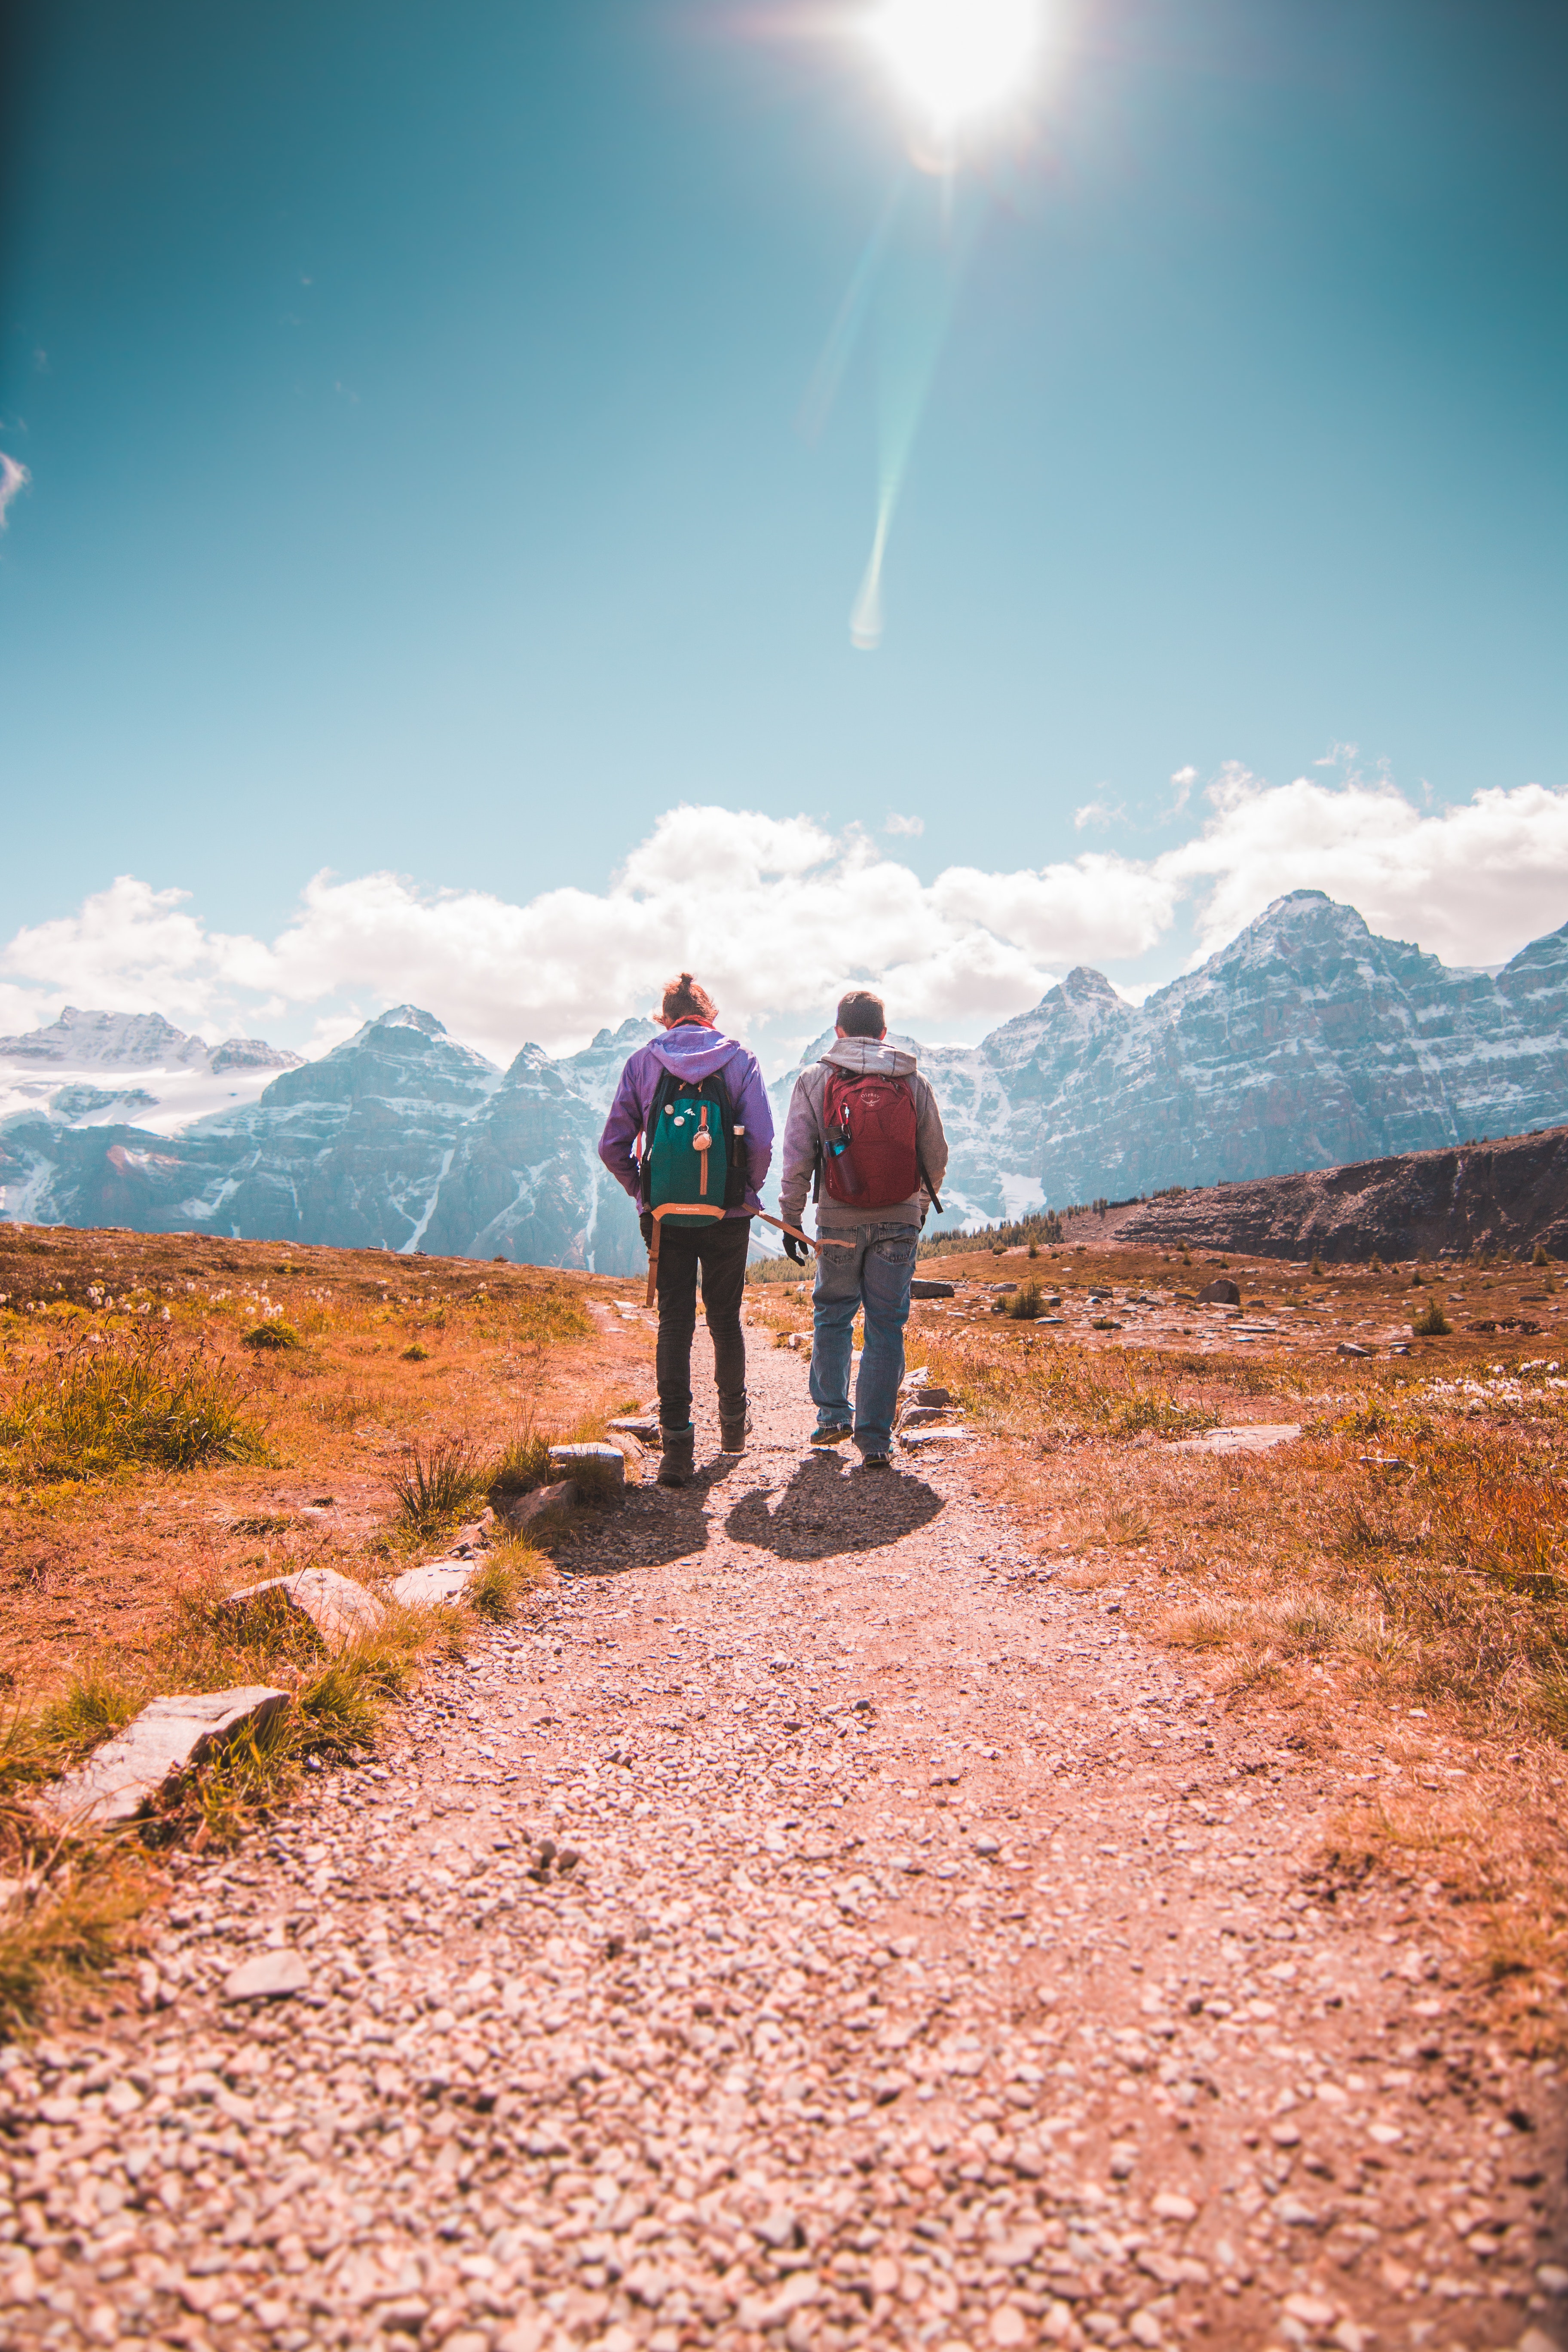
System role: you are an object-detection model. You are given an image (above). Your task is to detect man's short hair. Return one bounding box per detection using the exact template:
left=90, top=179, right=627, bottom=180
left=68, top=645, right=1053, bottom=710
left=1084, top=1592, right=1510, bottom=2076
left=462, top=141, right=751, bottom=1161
left=836, top=989, right=886, bottom=1038
left=660, top=971, right=717, bottom=1024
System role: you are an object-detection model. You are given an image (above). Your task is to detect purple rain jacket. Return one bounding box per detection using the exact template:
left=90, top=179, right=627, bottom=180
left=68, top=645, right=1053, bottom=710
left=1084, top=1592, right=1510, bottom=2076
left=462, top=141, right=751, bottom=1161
left=597, top=1023, right=775, bottom=1219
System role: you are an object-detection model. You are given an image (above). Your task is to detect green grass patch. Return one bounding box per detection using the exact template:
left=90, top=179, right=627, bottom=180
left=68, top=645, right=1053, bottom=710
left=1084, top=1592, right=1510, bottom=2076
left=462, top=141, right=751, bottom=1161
left=0, top=1330, right=272, bottom=1483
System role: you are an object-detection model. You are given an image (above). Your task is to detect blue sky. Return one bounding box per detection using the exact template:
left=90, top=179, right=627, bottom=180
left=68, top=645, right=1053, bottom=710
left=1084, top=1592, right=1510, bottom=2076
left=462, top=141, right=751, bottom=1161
left=2, top=0, right=1566, bottom=1058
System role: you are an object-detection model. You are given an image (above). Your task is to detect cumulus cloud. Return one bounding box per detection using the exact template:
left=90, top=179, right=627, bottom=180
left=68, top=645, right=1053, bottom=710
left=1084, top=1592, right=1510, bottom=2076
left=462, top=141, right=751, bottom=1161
left=884, top=812, right=925, bottom=836
left=0, top=454, right=29, bottom=531
left=3, top=778, right=1566, bottom=1065
left=1166, top=766, right=1568, bottom=968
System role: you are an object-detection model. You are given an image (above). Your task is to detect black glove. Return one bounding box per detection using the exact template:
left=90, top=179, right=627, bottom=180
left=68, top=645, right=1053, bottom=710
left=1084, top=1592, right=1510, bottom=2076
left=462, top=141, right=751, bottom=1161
left=640, top=1210, right=654, bottom=1246
left=783, top=1232, right=808, bottom=1266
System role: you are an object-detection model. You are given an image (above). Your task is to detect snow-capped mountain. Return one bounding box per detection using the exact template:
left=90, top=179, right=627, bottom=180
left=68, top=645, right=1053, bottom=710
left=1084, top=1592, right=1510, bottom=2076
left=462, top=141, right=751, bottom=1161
left=0, top=1007, right=302, bottom=1136
left=3, top=895, right=1568, bottom=1266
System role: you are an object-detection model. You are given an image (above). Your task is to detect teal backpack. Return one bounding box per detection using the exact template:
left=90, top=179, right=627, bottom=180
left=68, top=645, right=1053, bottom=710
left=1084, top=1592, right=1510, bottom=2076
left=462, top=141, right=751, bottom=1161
left=643, top=1072, right=744, bottom=1231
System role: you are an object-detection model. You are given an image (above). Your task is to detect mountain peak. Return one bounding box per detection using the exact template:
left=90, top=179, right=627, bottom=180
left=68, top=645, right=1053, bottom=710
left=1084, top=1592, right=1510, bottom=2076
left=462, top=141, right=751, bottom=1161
left=371, top=1005, right=448, bottom=1038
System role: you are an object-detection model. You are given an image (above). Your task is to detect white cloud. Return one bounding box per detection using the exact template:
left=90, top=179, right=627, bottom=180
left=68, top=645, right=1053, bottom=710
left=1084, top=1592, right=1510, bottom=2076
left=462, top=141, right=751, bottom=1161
left=1072, top=796, right=1124, bottom=831
left=0, top=454, right=29, bottom=531
left=884, top=812, right=925, bottom=836
left=3, top=778, right=1565, bottom=1067
left=1167, top=764, right=1197, bottom=817
left=1165, top=766, right=1568, bottom=968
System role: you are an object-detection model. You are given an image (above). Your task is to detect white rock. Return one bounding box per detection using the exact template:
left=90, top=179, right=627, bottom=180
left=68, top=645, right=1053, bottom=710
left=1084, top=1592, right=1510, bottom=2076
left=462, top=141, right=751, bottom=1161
left=223, top=1950, right=311, bottom=2002
left=1151, top=2191, right=1197, bottom=2222
left=391, top=1561, right=479, bottom=1608
left=548, top=1442, right=625, bottom=1488
left=1168, top=1424, right=1302, bottom=1455
left=39, top=1686, right=289, bottom=1828
left=224, top=1566, right=386, bottom=1646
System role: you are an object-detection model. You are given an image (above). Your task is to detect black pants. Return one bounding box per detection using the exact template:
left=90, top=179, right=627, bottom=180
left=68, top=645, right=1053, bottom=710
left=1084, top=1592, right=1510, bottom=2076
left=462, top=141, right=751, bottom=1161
left=655, top=1216, right=750, bottom=1431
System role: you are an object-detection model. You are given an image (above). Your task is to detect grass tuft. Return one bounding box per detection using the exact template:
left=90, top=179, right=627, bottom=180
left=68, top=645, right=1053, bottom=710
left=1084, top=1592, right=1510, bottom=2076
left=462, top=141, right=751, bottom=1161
left=386, top=1434, right=490, bottom=1537
left=1412, top=1299, right=1452, bottom=1337
left=0, top=1849, right=156, bottom=2040
left=469, top=1537, right=550, bottom=1620
left=0, top=1329, right=271, bottom=1483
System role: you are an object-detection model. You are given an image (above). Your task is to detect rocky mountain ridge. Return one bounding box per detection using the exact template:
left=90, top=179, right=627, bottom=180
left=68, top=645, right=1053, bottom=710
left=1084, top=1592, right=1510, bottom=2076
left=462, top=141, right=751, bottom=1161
left=3, top=893, right=1566, bottom=1269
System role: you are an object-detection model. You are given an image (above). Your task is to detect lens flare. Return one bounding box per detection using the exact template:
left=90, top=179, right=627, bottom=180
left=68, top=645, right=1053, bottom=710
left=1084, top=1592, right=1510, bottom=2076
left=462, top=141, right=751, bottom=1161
left=868, top=0, right=1040, bottom=132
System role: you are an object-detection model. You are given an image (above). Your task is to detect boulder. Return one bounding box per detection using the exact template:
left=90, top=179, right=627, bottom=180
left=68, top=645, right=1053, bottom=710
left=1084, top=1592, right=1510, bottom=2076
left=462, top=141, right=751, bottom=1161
left=909, top=1280, right=955, bottom=1300
left=608, top=1416, right=661, bottom=1443
left=548, top=1442, right=625, bottom=1492
left=40, top=1686, right=290, bottom=1829
left=498, top=1478, right=578, bottom=1533
left=1197, top=1278, right=1242, bottom=1305
left=223, top=1566, right=385, bottom=1647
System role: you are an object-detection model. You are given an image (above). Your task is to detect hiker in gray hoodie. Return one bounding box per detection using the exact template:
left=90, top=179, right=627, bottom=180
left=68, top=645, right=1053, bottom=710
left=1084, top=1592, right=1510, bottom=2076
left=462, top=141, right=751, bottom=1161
left=778, top=989, right=948, bottom=1467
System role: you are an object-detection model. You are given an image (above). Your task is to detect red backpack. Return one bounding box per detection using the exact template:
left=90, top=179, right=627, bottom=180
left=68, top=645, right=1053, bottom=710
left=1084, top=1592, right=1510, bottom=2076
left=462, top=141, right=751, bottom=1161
left=819, top=1067, right=939, bottom=1211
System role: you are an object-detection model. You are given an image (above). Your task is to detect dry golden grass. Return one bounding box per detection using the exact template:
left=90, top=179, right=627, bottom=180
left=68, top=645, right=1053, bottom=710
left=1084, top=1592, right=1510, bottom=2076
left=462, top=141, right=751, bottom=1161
left=0, top=1221, right=655, bottom=2027
left=910, top=1245, right=1568, bottom=2049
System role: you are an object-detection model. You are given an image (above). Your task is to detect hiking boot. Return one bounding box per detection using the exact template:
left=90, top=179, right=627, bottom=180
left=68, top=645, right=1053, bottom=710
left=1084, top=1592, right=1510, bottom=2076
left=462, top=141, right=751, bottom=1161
left=657, top=1426, right=696, bottom=1487
left=859, top=1450, right=891, bottom=1470
left=719, top=1408, right=752, bottom=1454
left=810, top=1424, right=852, bottom=1448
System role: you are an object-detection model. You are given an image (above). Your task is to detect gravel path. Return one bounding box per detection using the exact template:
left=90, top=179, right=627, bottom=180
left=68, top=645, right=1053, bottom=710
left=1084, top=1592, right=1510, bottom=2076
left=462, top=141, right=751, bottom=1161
left=3, top=1327, right=1564, bottom=2352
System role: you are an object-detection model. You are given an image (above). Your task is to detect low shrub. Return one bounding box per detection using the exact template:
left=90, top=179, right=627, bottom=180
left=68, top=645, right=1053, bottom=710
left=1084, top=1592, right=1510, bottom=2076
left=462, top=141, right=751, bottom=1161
left=1412, top=1300, right=1451, bottom=1337
left=242, top=1321, right=302, bottom=1351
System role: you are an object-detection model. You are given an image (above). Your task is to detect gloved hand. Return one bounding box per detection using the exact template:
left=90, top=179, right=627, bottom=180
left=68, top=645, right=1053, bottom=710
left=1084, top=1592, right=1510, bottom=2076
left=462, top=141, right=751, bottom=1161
left=640, top=1210, right=654, bottom=1246
left=783, top=1232, right=808, bottom=1266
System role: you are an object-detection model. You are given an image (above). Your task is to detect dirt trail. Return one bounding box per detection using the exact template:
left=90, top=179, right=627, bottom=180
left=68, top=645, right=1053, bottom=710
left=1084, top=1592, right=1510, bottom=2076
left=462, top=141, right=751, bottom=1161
left=3, top=1319, right=1563, bottom=2352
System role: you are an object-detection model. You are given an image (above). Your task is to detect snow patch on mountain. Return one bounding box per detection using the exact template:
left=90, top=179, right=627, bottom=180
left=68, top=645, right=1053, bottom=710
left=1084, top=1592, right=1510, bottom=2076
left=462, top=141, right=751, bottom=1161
left=0, top=1006, right=303, bottom=1136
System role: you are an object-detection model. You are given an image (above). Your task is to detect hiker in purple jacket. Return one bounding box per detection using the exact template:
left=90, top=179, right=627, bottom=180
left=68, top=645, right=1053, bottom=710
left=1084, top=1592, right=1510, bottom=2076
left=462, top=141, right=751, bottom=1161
left=598, top=973, right=774, bottom=1488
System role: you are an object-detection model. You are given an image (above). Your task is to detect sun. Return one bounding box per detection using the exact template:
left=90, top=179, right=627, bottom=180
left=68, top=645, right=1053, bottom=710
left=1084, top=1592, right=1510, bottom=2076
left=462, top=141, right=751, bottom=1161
left=867, top=0, right=1041, bottom=134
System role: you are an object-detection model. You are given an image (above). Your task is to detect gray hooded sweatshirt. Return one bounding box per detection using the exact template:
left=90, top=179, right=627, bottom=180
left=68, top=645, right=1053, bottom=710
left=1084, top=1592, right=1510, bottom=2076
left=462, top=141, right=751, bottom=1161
left=778, top=1037, right=949, bottom=1237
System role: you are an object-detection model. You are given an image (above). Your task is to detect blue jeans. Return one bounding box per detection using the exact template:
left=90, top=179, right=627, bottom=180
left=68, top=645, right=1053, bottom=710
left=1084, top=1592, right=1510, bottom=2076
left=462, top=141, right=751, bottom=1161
left=809, top=1222, right=918, bottom=1455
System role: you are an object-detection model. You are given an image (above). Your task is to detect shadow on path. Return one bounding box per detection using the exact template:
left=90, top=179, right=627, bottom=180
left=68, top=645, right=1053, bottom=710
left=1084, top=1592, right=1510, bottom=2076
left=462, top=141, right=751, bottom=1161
left=723, top=1452, right=945, bottom=1561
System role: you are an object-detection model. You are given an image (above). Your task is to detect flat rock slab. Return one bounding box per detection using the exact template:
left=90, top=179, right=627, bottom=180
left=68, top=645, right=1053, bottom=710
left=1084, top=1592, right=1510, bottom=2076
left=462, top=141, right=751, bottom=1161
left=390, top=1560, right=478, bottom=1608
left=909, top=1279, right=955, bottom=1299
left=222, top=1950, right=311, bottom=2003
left=898, top=1426, right=979, bottom=1447
left=608, top=1417, right=661, bottom=1443
left=1170, top=1422, right=1303, bottom=1455
left=499, top=1479, right=579, bottom=1533
left=224, top=1566, right=385, bottom=1647
left=548, top=1442, right=625, bottom=1490
left=40, top=1685, right=289, bottom=1829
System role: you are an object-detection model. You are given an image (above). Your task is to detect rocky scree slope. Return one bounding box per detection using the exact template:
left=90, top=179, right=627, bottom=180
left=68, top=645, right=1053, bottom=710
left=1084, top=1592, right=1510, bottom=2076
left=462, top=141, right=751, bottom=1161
left=1113, top=1120, right=1568, bottom=1265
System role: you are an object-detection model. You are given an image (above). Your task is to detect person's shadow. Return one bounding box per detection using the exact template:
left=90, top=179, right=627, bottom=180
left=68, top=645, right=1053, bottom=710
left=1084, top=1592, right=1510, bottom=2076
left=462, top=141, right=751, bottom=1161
left=723, top=1451, right=945, bottom=1562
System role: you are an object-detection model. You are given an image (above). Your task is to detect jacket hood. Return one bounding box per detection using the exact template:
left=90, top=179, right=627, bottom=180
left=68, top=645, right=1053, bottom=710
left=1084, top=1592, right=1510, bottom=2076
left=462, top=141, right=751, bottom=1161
left=821, top=1036, right=918, bottom=1079
left=649, top=1025, right=745, bottom=1083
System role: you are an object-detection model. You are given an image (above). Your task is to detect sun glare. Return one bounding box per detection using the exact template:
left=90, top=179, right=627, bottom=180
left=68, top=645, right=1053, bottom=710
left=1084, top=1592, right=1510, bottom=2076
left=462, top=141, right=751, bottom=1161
left=867, top=0, right=1041, bottom=133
